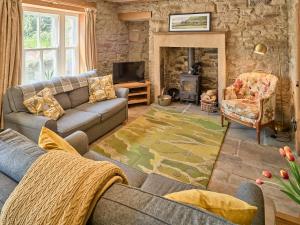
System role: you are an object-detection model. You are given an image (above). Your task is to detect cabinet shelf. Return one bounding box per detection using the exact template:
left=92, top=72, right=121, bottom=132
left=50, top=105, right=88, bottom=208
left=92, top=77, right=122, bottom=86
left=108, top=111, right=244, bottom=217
left=115, top=81, right=151, bottom=105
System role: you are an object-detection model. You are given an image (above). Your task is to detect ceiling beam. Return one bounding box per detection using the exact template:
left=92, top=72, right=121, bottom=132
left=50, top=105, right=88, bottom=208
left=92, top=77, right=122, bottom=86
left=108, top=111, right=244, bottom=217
left=118, top=11, right=152, bottom=21
left=22, top=0, right=97, bottom=10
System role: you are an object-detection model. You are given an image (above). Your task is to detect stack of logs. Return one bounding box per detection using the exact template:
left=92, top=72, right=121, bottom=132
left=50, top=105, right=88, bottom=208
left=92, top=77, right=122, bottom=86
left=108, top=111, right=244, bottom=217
left=200, top=90, right=218, bottom=113
left=201, top=90, right=217, bottom=104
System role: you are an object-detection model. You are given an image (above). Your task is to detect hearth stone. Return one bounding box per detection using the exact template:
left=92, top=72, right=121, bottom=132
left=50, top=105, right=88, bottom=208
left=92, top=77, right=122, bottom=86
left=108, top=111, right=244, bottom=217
left=180, top=74, right=200, bottom=105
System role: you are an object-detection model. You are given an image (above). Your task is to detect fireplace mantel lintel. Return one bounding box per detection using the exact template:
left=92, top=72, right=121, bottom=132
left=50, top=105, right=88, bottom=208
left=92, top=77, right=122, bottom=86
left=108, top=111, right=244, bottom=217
left=152, top=32, right=226, bottom=104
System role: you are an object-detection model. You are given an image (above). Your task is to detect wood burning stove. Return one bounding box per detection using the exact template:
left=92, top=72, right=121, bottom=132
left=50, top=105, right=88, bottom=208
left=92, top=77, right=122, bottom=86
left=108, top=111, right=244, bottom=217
left=179, top=48, right=201, bottom=104
left=180, top=73, right=200, bottom=104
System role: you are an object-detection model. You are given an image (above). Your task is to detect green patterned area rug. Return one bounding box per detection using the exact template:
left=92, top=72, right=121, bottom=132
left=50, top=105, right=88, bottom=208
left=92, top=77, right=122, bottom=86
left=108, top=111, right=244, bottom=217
left=91, top=106, right=228, bottom=188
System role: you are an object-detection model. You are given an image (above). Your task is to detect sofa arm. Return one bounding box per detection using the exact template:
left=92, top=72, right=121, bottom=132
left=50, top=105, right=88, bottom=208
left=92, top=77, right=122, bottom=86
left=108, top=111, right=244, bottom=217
left=235, top=182, right=265, bottom=225
left=4, top=112, right=57, bottom=131
left=115, top=88, right=129, bottom=99
left=64, top=131, right=89, bottom=155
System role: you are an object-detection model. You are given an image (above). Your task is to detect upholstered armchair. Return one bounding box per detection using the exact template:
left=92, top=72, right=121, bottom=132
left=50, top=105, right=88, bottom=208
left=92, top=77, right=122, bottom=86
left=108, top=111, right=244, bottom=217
left=221, top=72, right=278, bottom=144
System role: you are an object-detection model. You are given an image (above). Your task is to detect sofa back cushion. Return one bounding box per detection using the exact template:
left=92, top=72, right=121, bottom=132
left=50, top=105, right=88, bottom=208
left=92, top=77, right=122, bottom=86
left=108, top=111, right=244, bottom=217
left=54, top=93, right=72, bottom=110
left=5, top=87, right=28, bottom=113
left=91, top=184, right=232, bottom=225
left=69, top=86, right=89, bottom=108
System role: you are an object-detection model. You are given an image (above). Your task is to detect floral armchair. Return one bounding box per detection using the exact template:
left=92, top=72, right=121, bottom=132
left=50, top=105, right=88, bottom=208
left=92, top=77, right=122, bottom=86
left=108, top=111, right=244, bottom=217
left=221, top=72, right=278, bottom=144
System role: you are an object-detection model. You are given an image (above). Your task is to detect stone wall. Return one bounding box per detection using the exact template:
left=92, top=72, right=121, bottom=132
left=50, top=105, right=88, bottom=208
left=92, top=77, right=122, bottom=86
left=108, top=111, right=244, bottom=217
left=128, top=21, right=150, bottom=80
left=95, top=0, right=293, bottom=125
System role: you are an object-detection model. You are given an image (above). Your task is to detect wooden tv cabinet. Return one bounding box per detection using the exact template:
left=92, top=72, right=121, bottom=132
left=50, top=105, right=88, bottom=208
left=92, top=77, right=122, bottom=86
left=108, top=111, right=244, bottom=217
left=115, top=81, right=151, bottom=105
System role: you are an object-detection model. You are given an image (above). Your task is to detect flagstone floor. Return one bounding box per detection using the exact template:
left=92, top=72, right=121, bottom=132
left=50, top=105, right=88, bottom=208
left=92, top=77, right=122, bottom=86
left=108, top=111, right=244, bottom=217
left=95, top=102, right=300, bottom=225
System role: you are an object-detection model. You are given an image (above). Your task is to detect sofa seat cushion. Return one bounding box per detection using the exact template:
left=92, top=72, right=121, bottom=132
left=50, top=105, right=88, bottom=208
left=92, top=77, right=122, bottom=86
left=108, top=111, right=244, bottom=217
left=141, top=173, right=199, bottom=196
left=57, top=109, right=100, bottom=137
left=84, top=151, right=147, bottom=188
left=76, top=98, right=127, bottom=121
left=222, top=99, right=259, bottom=120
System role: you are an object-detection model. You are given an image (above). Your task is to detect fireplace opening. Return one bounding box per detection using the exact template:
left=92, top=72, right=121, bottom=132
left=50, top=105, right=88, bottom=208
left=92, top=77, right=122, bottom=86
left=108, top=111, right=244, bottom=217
left=160, top=47, right=218, bottom=105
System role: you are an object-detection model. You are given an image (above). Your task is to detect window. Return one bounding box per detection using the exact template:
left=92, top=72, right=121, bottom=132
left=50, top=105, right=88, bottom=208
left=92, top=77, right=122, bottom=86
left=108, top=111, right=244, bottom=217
left=23, top=7, right=79, bottom=84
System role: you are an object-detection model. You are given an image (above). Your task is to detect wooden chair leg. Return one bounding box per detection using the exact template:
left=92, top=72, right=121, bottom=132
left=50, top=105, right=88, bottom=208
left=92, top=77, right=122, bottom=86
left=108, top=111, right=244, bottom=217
left=256, top=126, right=261, bottom=144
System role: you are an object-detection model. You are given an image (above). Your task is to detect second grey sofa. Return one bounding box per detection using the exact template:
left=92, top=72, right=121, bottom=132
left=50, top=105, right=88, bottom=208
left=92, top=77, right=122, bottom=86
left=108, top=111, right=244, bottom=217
left=3, top=71, right=129, bottom=143
left=0, top=129, right=265, bottom=225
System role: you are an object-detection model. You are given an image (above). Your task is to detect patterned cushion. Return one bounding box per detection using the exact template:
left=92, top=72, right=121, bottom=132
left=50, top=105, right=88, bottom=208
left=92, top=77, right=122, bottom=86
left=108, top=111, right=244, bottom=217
left=23, top=88, right=65, bottom=120
left=88, top=75, right=116, bottom=103
left=222, top=99, right=259, bottom=120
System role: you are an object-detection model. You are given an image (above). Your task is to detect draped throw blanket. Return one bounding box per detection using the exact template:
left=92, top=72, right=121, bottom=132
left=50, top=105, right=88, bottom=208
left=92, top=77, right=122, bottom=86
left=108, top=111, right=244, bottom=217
left=0, top=0, right=22, bottom=127
left=0, top=151, right=128, bottom=225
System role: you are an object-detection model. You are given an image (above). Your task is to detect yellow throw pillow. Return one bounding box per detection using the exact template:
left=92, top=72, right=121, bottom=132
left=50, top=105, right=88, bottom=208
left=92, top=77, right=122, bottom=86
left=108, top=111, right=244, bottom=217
left=23, top=88, right=65, bottom=120
left=38, top=127, right=80, bottom=156
left=164, top=190, right=257, bottom=225
left=88, top=75, right=116, bottom=103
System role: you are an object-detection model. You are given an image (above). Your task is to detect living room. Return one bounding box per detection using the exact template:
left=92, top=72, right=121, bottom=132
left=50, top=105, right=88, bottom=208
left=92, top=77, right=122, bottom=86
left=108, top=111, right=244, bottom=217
left=0, top=0, right=300, bottom=225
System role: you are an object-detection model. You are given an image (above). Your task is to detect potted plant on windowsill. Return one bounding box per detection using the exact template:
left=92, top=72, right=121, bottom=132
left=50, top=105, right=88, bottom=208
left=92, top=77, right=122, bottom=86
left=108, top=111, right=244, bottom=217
left=256, top=146, right=300, bottom=224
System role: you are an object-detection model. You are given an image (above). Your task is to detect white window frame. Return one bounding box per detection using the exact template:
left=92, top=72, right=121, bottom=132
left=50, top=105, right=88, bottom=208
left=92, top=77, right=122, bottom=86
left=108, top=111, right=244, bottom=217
left=23, top=6, right=80, bottom=83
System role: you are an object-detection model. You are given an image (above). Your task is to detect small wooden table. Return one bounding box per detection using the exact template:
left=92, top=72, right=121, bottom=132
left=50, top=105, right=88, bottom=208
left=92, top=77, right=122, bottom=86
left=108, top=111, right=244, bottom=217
left=115, top=81, right=151, bottom=105
left=276, top=212, right=300, bottom=225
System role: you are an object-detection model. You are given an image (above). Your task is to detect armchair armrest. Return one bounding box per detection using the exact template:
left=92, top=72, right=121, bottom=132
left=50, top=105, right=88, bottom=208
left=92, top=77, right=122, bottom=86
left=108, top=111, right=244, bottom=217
left=258, top=93, right=276, bottom=124
left=64, top=131, right=89, bottom=155
left=223, top=86, right=237, bottom=100
left=235, top=182, right=265, bottom=225
left=115, top=87, right=129, bottom=99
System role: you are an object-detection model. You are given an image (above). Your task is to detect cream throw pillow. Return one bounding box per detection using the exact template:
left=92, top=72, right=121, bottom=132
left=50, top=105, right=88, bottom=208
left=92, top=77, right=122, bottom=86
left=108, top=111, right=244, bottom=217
left=164, top=189, right=257, bottom=225
left=88, top=75, right=116, bottom=103
left=23, top=88, right=65, bottom=120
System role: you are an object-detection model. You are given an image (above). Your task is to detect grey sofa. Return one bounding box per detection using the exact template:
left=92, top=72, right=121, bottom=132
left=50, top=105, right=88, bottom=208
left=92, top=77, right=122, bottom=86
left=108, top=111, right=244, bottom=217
left=3, top=71, right=129, bottom=144
left=0, top=129, right=265, bottom=225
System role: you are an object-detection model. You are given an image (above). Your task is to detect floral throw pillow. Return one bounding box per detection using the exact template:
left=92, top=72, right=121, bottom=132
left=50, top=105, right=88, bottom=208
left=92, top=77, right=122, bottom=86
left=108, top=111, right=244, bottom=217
left=88, top=75, right=116, bottom=103
left=23, top=88, right=65, bottom=120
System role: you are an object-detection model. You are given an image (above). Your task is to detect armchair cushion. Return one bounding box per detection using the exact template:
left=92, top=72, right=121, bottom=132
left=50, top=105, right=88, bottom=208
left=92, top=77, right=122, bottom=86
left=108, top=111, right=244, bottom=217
left=222, top=99, right=259, bottom=120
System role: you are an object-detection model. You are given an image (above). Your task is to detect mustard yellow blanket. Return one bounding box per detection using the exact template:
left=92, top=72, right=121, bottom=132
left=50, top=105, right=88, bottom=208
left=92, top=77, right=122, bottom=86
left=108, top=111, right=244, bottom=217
left=0, top=151, right=127, bottom=225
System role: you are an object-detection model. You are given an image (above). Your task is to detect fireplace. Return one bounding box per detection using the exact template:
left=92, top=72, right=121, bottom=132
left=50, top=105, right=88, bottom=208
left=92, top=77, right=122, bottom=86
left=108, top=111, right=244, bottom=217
left=153, top=32, right=226, bottom=105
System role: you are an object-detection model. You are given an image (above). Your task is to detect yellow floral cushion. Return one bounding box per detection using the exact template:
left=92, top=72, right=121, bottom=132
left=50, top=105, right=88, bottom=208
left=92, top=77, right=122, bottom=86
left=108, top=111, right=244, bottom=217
left=38, top=127, right=80, bottom=156
left=164, top=189, right=257, bottom=225
left=222, top=99, right=259, bottom=119
left=88, top=75, right=116, bottom=103
left=23, top=88, right=65, bottom=120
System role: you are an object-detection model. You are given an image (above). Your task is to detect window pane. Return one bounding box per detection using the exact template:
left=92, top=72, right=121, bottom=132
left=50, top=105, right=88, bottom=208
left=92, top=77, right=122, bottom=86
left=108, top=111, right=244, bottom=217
left=43, top=50, right=57, bottom=80
left=65, top=16, right=78, bottom=47
left=65, top=48, right=76, bottom=75
left=24, top=51, right=41, bottom=84
left=40, top=15, right=58, bottom=48
left=24, top=14, right=38, bottom=49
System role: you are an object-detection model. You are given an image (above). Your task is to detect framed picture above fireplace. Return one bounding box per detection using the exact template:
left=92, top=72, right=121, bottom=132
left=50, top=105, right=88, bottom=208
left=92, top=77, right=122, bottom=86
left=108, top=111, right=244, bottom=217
left=169, top=13, right=211, bottom=32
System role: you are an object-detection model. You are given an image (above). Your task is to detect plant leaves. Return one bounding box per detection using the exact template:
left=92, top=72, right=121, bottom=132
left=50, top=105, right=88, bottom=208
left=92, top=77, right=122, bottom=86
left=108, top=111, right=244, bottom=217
left=281, top=190, right=300, bottom=204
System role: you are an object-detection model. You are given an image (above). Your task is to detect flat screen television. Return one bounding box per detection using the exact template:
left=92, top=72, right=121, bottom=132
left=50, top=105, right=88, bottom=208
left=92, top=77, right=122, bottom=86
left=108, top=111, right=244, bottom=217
left=113, top=61, right=145, bottom=84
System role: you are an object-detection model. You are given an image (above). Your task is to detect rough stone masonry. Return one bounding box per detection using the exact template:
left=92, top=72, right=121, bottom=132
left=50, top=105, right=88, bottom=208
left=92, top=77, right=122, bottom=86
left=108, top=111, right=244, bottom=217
left=94, top=0, right=296, bottom=126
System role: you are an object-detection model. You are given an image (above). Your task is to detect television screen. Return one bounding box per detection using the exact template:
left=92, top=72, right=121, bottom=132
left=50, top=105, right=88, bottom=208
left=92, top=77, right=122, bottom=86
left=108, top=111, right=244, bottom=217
left=113, top=61, right=145, bottom=84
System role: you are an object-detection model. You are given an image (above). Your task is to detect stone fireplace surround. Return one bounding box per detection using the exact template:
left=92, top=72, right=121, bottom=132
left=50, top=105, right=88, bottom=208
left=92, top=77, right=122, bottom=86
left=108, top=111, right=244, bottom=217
left=153, top=32, right=226, bottom=105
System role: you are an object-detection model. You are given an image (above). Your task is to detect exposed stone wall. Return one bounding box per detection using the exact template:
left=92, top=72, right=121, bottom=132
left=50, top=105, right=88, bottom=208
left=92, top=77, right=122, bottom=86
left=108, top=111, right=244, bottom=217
left=128, top=21, right=150, bottom=80
left=95, top=1, right=128, bottom=75
left=95, top=0, right=293, bottom=125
